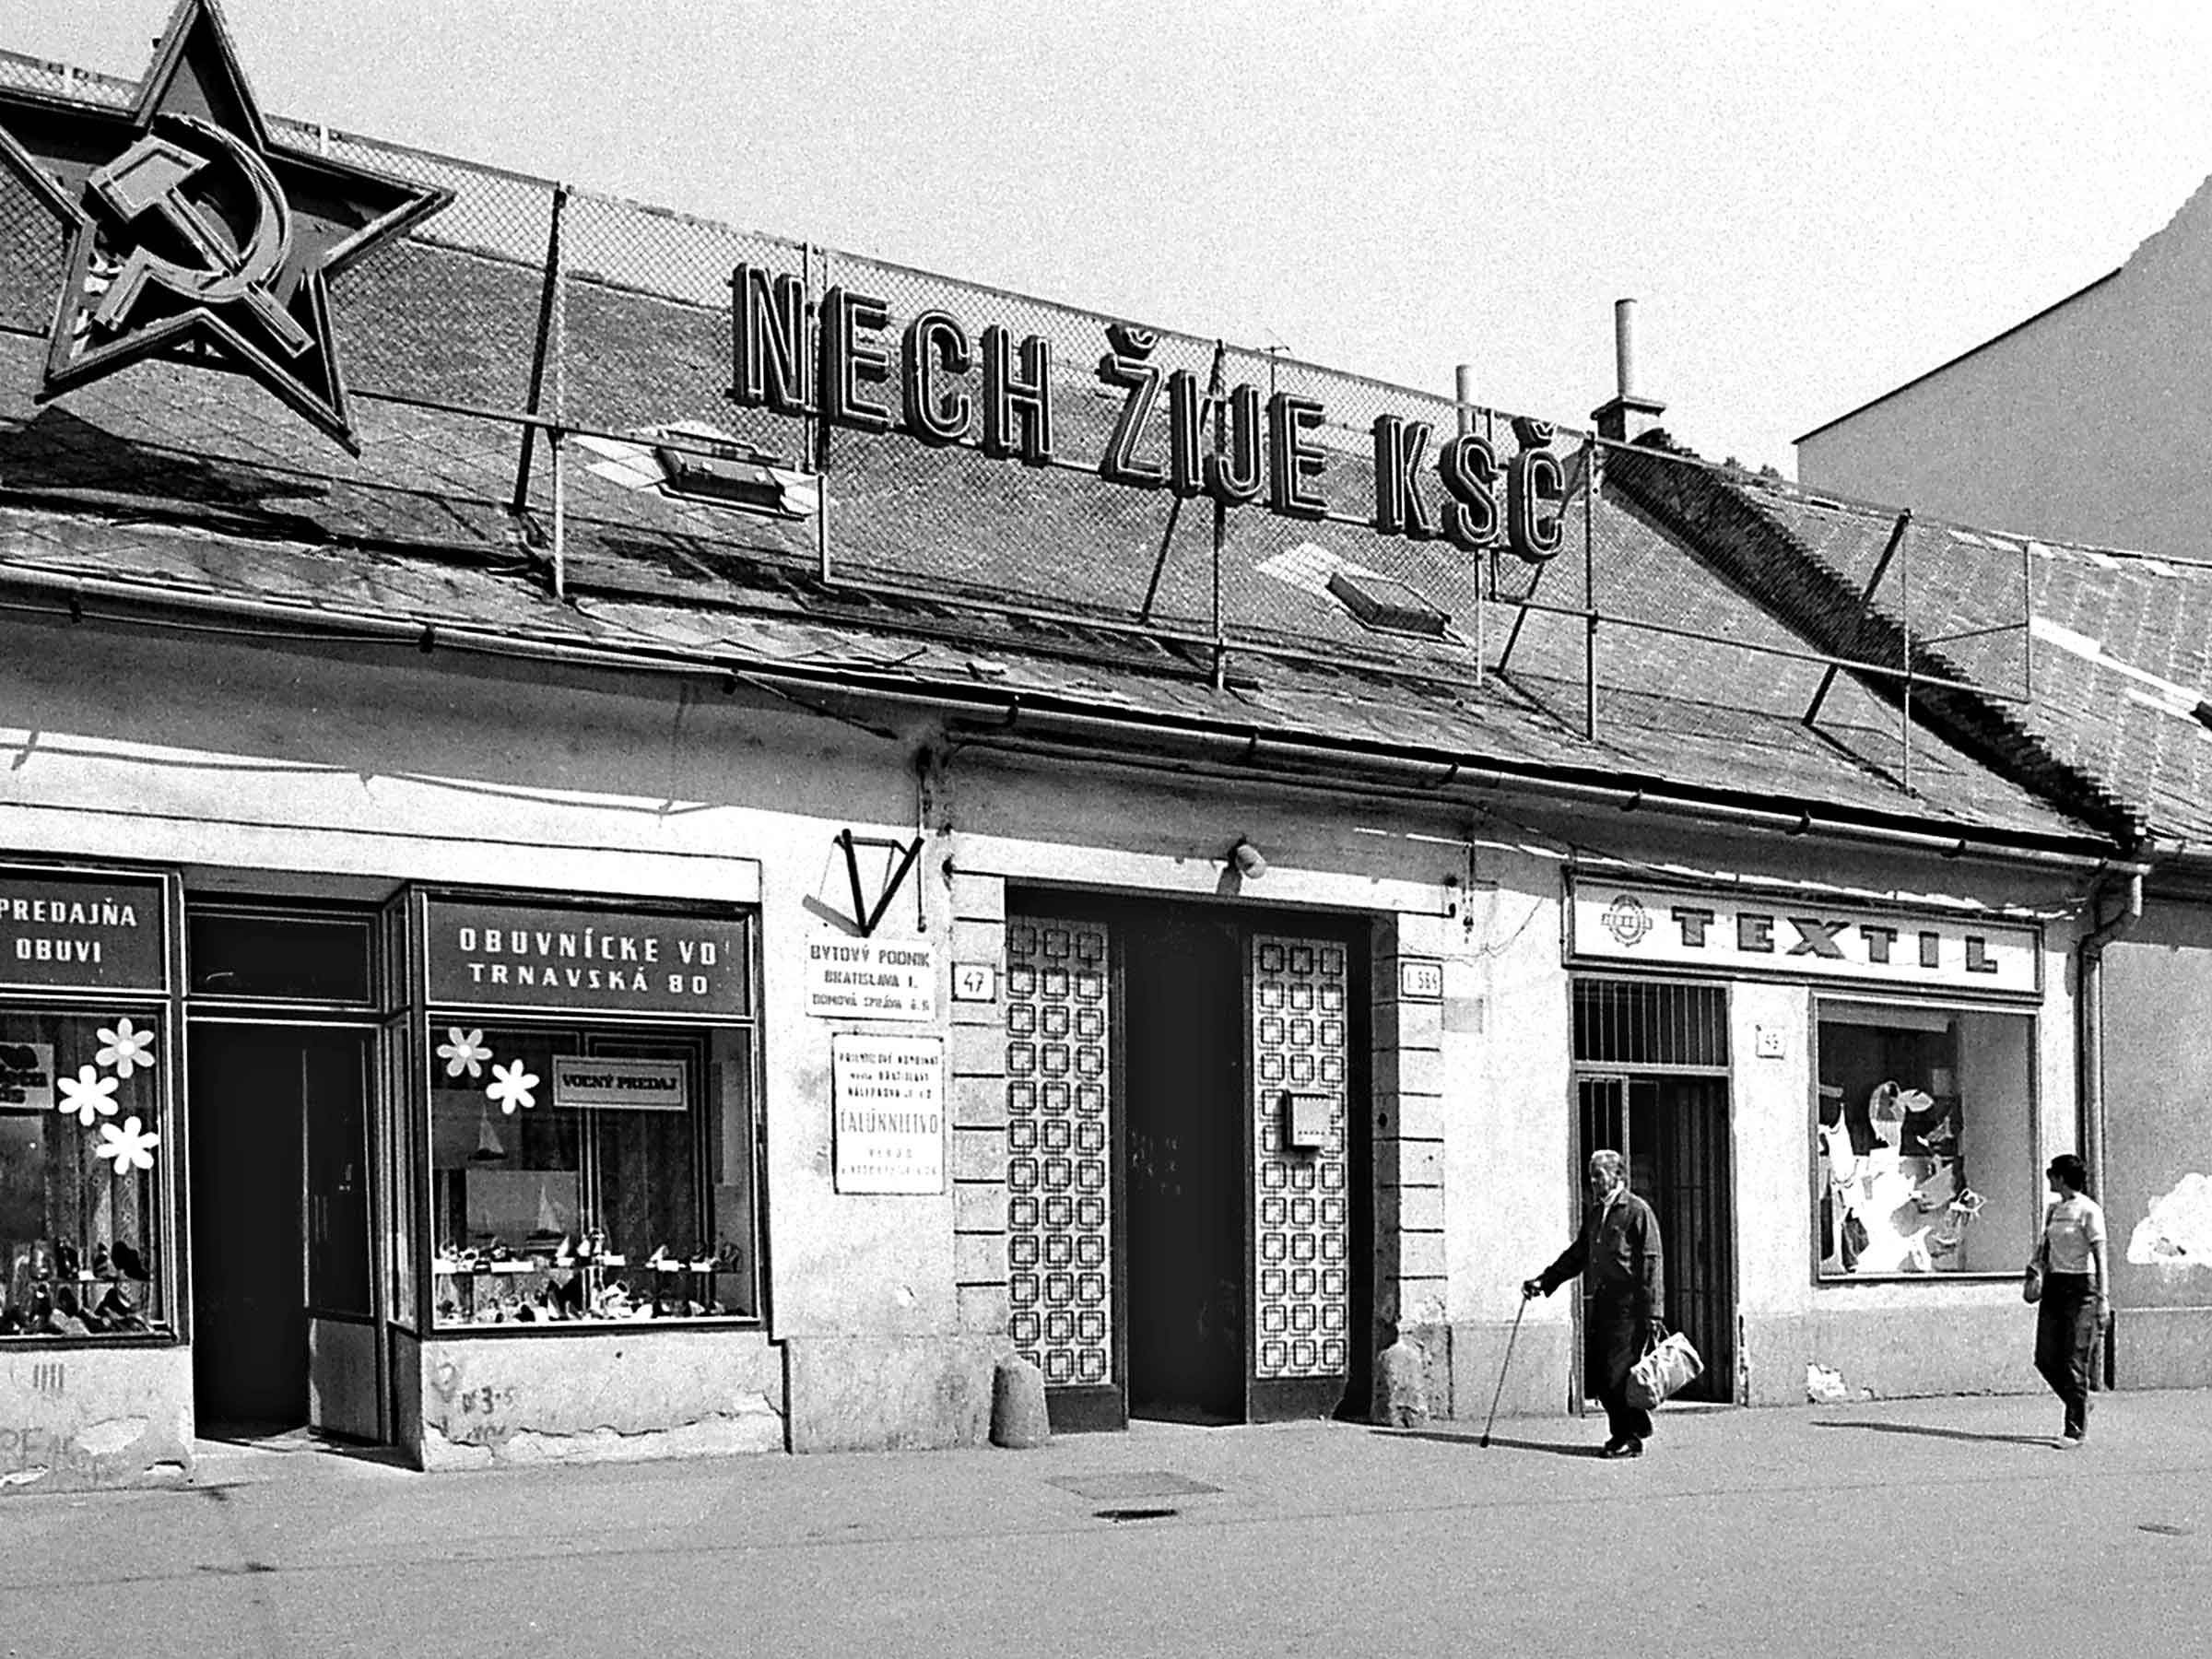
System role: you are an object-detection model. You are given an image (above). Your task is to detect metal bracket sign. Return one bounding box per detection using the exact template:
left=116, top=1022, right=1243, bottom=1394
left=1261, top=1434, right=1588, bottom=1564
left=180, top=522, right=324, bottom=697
left=837, top=829, right=924, bottom=939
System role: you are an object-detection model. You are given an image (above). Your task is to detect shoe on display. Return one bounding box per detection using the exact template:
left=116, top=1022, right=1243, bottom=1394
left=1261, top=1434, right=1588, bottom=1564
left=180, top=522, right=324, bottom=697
left=112, top=1240, right=149, bottom=1280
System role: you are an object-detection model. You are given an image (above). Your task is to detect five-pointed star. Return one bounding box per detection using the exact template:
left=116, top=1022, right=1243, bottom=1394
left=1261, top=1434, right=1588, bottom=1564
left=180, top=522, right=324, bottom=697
left=0, top=0, right=449, bottom=453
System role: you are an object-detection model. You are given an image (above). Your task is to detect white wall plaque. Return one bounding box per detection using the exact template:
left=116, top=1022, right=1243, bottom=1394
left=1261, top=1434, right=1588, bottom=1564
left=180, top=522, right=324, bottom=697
left=951, top=963, right=997, bottom=1003
left=831, top=1032, right=946, bottom=1194
left=1398, top=959, right=1444, bottom=1001
left=805, top=935, right=937, bottom=1020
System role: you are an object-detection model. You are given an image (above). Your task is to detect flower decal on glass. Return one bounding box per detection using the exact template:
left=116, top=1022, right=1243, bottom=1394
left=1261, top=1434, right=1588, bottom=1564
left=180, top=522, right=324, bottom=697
left=486, top=1059, right=540, bottom=1116
left=95, top=1017, right=157, bottom=1079
left=57, top=1065, right=120, bottom=1127
left=438, top=1027, right=493, bottom=1079
left=95, top=1114, right=160, bottom=1173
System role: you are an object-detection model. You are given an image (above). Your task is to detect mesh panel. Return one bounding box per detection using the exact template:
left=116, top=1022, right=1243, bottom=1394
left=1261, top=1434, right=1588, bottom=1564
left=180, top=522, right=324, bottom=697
left=0, top=55, right=2033, bottom=714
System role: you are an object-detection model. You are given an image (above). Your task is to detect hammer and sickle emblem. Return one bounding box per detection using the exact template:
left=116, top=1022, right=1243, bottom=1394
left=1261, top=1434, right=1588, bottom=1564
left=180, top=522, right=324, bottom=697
left=86, top=112, right=311, bottom=357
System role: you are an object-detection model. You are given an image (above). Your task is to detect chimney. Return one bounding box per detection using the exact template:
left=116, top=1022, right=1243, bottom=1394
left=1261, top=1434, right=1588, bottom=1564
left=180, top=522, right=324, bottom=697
left=1589, top=298, right=1666, bottom=443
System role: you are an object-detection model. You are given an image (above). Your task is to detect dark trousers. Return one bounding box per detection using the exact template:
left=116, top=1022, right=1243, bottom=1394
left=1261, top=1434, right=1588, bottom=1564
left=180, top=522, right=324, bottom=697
left=1590, top=1294, right=1653, bottom=1445
left=2034, top=1271, right=2097, bottom=1437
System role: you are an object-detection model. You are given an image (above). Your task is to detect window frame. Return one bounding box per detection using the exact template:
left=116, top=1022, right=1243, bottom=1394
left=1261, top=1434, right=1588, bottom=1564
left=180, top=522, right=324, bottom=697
left=1810, top=992, right=2039, bottom=1286
left=407, top=888, right=764, bottom=1340
left=0, top=861, right=184, bottom=1349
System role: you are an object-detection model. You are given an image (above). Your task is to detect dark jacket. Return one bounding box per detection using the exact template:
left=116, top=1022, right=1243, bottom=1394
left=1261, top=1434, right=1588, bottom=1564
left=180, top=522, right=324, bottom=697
left=1537, top=1189, right=1664, bottom=1320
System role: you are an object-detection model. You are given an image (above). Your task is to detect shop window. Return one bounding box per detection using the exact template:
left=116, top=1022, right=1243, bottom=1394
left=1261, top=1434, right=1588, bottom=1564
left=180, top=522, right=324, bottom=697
left=0, top=1010, right=167, bottom=1337
left=428, top=1023, right=758, bottom=1328
left=1815, top=999, right=2032, bottom=1278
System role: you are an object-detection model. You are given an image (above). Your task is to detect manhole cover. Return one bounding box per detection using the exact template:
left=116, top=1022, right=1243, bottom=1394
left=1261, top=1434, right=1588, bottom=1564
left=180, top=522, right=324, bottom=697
left=2138, top=1522, right=2193, bottom=1536
left=1048, top=1470, right=1221, bottom=1500
left=1094, top=1507, right=1179, bottom=1523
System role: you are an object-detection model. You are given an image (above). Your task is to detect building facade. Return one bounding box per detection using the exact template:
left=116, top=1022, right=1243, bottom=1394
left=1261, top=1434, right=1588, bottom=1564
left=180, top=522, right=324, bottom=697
left=0, top=2, right=2161, bottom=1489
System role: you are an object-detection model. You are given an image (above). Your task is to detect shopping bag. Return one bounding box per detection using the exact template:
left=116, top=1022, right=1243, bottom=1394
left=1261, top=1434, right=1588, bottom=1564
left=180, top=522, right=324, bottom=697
left=1626, top=1329, right=1703, bottom=1410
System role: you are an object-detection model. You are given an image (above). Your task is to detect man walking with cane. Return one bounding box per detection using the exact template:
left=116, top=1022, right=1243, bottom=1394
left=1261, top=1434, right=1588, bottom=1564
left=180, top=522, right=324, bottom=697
left=1523, top=1149, right=1665, bottom=1459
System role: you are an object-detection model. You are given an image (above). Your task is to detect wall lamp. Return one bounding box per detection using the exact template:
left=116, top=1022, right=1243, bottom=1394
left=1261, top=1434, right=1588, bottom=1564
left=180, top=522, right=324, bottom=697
left=1229, top=838, right=1269, bottom=880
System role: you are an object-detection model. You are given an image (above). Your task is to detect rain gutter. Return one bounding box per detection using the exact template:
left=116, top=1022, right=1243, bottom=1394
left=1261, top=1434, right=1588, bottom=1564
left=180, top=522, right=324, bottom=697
left=0, top=559, right=2133, bottom=875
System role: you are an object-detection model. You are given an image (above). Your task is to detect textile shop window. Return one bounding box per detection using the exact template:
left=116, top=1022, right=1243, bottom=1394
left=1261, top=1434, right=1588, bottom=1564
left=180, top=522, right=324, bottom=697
left=0, top=1010, right=166, bottom=1336
left=1815, top=999, right=2033, bottom=1278
left=429, top=1024, right=758, bottom=1329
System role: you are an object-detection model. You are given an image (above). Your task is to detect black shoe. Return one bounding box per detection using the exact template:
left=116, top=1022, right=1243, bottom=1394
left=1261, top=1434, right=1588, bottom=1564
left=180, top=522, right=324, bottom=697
left=1601, top=1438, right=1643, bottom=1459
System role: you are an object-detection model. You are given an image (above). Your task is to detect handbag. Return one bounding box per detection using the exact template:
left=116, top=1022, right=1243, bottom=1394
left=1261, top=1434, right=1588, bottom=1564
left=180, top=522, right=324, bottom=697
left=2023, top=1211, right=2053, bottom=1304
left=1626, top=1326, right=1704, bottom=1410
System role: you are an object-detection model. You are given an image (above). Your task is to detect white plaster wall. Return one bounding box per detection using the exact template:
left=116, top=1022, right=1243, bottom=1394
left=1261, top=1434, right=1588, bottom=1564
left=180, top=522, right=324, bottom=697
left=1445, top=840, right=1572, bottom=1325
left=1732, top=979, right=1814, bottom=1319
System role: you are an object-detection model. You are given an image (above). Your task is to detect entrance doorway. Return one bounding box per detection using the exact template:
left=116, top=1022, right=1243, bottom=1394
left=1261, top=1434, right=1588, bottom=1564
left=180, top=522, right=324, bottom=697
left=1571, top=978, right=1735, bottom=1406
left=1003, top=900, right=1367, bottom=1432
left=1576, top=1075, right=1735, bottom=1403
left=188, top=1028, right=376, bottom=1436
left=1124, top=910, right=1244, bottom=1423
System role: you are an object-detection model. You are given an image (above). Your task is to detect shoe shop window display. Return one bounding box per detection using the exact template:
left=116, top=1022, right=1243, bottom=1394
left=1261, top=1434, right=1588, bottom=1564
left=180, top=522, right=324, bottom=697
left=1816, top=1001, right=2031, bottom=1278
left=429, top=1023, right=759, bottom=1329
left=0, top=1012, right=165, bottom=1338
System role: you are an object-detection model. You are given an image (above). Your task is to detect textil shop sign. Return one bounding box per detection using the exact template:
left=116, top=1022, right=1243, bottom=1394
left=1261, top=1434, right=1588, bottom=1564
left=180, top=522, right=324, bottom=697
left=733, top=273, right=1571, bottom=565
left=424, top=899, right=751, bottom=1018
left=1566, top=877, right=2042, bottom=998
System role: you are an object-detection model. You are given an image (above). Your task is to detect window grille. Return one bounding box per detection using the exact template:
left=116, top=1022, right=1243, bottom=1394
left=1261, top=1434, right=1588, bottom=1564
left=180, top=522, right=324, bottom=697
left=1572, top=979, right=1729, bottom=1070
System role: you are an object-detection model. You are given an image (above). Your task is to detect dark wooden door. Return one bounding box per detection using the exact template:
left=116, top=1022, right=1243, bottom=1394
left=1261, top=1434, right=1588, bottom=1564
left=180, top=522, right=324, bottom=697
left=190, top=1031, right=308, bottom=1427
left=1653, top=1077, right=1734, bottom=1403
left=1124, top=912, right=1244, bottom=1422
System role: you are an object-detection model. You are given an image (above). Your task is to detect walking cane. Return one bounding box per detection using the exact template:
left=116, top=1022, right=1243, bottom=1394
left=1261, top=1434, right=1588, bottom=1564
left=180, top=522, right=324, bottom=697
left=1478, top=1293, right=1530, bottom=1448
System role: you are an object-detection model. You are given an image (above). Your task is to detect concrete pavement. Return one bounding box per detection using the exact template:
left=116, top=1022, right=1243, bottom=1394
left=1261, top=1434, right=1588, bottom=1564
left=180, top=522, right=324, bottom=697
left=3, top=1390, right=2208, bottom=1658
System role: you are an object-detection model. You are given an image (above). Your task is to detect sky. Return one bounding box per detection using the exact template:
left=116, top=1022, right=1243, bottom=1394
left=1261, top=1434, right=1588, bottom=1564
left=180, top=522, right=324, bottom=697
left=7, top=0, right=2212, bottom=477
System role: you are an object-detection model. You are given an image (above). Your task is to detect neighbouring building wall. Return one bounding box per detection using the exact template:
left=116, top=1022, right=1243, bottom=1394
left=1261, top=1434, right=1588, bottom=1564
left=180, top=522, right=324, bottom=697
left=1797, top=177, right=2212, bottom=559
left=2098, top=906, right=2212, bottom=1388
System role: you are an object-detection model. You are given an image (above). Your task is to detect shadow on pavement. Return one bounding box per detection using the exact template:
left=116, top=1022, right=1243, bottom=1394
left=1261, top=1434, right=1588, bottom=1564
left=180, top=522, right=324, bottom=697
left=1811, top=1419, right=2053, bottom=1448
left=1377, top=1430, right=1606, bottom=1459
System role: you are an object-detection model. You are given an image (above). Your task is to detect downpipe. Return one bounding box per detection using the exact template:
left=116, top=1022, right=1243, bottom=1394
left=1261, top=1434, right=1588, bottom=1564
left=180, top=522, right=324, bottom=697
left=2077, top=867, right=2144, bottom=1388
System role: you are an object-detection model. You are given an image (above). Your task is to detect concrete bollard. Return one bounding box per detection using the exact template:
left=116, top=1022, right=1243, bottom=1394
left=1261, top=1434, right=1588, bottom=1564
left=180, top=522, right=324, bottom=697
left=1372, top=1336, right=1429, bottom=1429
left=990, top=1353, right=1050, bottom=1449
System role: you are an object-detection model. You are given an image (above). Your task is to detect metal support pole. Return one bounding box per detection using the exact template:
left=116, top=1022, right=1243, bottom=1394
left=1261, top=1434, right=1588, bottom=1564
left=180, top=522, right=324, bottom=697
left=1900, top=515, right=1913, bottom=794
left=510, top=183, right=570, bottom=516
left=1803, top=508, right=1912, bottom=727
left=550, top=197, right=568, bottom=603
left=1583, top=438, right=1598, bottom=741
left=808, top=243, right=830, bottom=586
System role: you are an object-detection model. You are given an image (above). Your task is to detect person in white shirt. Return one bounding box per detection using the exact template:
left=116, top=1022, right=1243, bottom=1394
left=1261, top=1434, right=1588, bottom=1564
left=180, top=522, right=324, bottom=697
left=2031, top=1152, right=2109, bottom=1447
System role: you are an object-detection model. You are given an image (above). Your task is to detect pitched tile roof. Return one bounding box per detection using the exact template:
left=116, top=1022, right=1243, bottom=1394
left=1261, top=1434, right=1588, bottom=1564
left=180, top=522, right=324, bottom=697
left=1712, top=467, right=2212, bottom=851
left=0, top=105, right=2124, bottom=857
